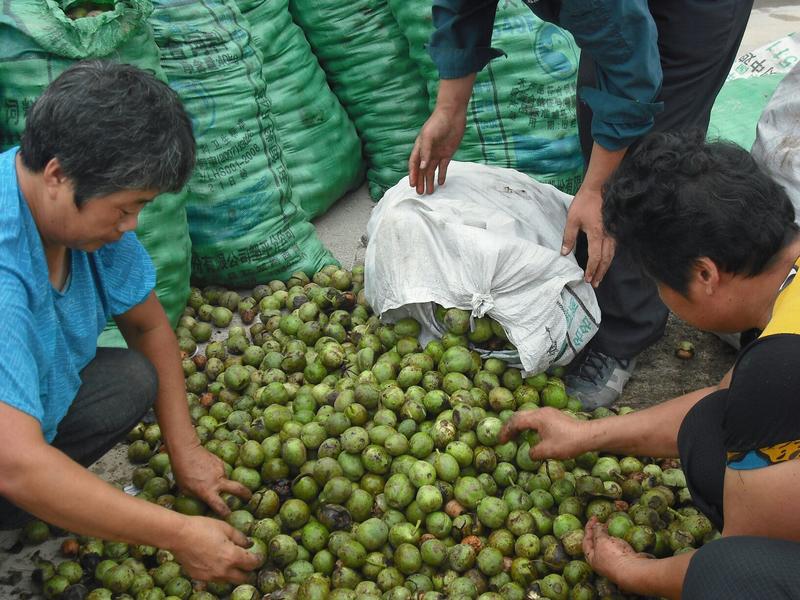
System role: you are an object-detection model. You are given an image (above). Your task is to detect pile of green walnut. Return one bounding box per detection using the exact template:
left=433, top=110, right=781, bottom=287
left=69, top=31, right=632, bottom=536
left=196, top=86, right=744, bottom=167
left=431, top=304, right=515, bottom=353
left=31, top=265, right=718, bottom=600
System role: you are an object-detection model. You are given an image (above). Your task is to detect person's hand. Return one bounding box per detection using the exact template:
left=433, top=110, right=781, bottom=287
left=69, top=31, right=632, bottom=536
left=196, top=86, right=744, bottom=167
left=169, top=443, right=251, bottom=517
left=561, top=183, right=616, bottom=287
left=170, top=515, right=263, bottom=583
left=498, top=407, right=590, bottom=460
left=583, top=517, right=647, bottom=590
left=408, top=106, right=467, bottom=195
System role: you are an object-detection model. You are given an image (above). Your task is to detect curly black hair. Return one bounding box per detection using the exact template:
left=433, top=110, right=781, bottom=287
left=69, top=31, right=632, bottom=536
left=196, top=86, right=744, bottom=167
left=603, top=130, right=797, bottom=294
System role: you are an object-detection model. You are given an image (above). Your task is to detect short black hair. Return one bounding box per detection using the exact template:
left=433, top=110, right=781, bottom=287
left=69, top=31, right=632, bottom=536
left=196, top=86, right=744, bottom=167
left=603, top=131, right=798, bottom=294
left=20, top=60, right=195, bottom=205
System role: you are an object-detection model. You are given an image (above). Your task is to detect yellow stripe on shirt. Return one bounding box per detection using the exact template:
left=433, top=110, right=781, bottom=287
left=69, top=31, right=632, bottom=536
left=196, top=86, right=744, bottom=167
left=761, top=261, right=800, bottom=337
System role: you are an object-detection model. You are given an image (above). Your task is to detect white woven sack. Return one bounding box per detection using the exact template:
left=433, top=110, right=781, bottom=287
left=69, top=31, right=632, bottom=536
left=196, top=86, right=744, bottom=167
left=751, top=62, right=800, bottom=225
left=365, top=161, right=600, bottom=376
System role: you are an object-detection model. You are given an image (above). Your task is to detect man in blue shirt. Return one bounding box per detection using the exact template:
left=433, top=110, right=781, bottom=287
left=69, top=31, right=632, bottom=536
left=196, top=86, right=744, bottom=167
left=0, top=61, right=261, bottom=583
left=409, top=0, right=753, bottom=408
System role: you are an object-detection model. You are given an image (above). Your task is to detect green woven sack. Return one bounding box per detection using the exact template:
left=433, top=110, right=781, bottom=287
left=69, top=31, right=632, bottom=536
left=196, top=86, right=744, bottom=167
left=708, top=74, right=786, bottom=150
left=238, top=0, right=364, bottom=219
left=0, top=0, right=161, bottom=146
left=150, top=0, right=335, bottom=285
left=0, top=0, right=191, bottom=339
left=288, top=0, right=430, bottom=199
left=389, top=0, right=584, bottom=194
left=708, top=34, right=799, bottom=151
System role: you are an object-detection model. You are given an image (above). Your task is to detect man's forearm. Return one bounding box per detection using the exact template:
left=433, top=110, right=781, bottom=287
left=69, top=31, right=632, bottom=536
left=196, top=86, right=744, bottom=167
left=127, top=320, right=198, bottom=456
left=435, top=74, right=477, bottom=115
left=0, top=439, right=187, bottom=549
left=585, top=386, right=715, bottom=458
left=583, top=142, right=627, bottom=192
left=623, top=552, right=693, bottom=600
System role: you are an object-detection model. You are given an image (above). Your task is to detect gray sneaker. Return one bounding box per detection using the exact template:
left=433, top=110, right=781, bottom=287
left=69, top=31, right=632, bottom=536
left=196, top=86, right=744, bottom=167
left=565, top=349, right=637, bottom=410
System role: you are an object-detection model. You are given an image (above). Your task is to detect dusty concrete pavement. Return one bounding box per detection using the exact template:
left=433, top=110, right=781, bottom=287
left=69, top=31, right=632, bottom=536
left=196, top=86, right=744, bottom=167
left=742, top=0, right=800, bottom=52
left=0, top=3, right=796, bottom=597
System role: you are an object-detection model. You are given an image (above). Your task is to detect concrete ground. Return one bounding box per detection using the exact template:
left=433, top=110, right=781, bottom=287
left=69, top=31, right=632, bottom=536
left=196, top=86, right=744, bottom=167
left=1, top=3, right=797, bottom=598
left=742, top=0, right=800, bottom=51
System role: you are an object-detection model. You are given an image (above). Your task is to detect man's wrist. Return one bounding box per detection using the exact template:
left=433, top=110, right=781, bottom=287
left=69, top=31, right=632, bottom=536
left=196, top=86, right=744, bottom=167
left=433, top=101, right=468, bottom=118
left=163, top=512, right=193, bottom=555
left=155, top=399, right=201, bottom=454
left=435, top=74, right=476, bottom=114
left=583, top=417, right=609, bottom=453
left=583, top=143, right=628, bottom=191
left=623, top=552, right=691, bottom=598
left=160, top=426, right=201, bottom=461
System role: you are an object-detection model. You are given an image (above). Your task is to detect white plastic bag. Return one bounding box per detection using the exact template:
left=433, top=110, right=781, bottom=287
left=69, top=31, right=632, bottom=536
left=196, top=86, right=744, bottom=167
left=751, top=62, right=800, bottom=224
left=364, top=161, right=600, bottom=376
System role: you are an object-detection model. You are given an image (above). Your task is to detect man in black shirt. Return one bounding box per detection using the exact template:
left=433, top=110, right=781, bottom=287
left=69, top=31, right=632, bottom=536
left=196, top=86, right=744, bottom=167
left=501, top=131, right=800, bottom=599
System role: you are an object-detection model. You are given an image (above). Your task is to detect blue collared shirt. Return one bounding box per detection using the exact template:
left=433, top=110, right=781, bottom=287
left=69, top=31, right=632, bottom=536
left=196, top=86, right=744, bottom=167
left=428, top=0, right=664, bottom=150
left=0, top=148, right=156, bottom=442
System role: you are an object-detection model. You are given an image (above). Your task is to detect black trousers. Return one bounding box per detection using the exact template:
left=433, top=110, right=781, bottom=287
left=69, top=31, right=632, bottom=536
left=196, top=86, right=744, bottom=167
left=0, top=348, right=158, bottom=529
left=683, top=536, right=800, bottom=599
left=571, top=0, right=754, bottom=358
left=677, top=393, right=800, bottom=598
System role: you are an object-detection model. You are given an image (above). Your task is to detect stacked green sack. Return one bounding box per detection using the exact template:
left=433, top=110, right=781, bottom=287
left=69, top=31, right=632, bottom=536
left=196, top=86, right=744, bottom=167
left=150, top=0, right=335, bottom=286
left=389, top=0, right=584, bottom=194
left=288, top=0, right=431, bottom=200
left=237, top=0, right=365, bottom=219
left=708, top=33, right=799, bottom=150
left=0, top=0, right=191, bottom=346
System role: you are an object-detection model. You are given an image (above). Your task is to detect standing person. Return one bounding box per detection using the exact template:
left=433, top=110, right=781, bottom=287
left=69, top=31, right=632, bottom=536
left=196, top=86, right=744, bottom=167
left=409, top=0, right=753, bottom=408
left=0, top=60, right=261, bottom=583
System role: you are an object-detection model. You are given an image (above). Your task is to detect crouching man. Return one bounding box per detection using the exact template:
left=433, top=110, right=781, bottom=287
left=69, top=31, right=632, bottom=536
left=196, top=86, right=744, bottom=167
left=501, top=131, right=800, bottom=598
left=0, top=61, right=261, bottom=583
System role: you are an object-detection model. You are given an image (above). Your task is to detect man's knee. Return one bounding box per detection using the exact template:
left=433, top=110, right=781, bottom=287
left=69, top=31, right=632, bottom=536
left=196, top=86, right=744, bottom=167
left=683, top=539, right=734, bottom=599
left=123, top=348, right=159, bottom=413
left=53, top=348, right=159, bottom=467
left=683, top=537, right=800, bottom=600
left=87, top=348, right=158, bottom=432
